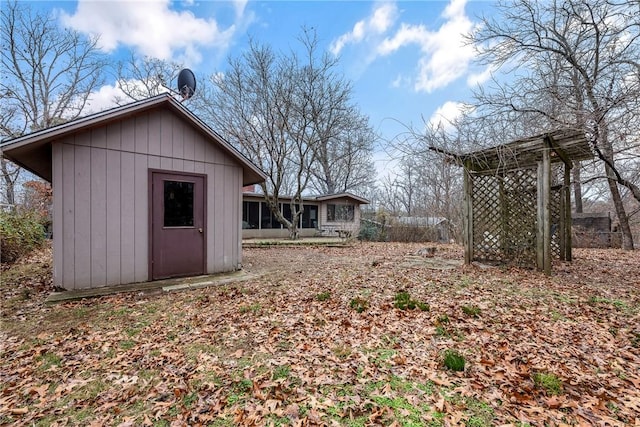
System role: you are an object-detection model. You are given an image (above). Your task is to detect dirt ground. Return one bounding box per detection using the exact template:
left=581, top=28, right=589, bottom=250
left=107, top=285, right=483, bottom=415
left=1, top=242, right=639, bottom=426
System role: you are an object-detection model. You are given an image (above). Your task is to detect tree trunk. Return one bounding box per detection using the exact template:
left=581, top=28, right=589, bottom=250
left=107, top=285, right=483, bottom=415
left=605, top=164, right=634, bottom=250
left=1, top=157, right=17, bottom=210
left=598, top=126, right=634, bottom=250
left=572, top=163, right=583, bottom=213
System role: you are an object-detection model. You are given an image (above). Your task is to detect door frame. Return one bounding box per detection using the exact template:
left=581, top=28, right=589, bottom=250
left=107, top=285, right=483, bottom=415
left=148, top=169, right=207, bottom=281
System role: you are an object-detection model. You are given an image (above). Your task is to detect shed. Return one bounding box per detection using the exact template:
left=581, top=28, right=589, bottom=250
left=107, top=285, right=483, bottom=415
left=432, top=129, right=594, bottom=273
left=0, top=94, right=266, bottom=290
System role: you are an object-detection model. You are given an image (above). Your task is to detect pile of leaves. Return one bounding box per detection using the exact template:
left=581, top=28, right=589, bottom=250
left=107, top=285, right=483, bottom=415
left=1, top=243, right=639, bottom=426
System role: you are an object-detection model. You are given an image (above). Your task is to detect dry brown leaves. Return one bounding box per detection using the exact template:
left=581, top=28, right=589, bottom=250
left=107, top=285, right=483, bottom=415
left=1, top=242, right=639, bottom=426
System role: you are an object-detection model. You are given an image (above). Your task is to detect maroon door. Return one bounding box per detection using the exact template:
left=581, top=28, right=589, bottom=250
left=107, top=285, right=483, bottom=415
left=151, top=171, right=206, bottom=280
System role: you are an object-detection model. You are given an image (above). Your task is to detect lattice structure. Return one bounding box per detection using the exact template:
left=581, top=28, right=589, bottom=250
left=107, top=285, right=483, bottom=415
left=433, top=130, right=595, bottom=274
left=470, top=167, right=565, bottom=267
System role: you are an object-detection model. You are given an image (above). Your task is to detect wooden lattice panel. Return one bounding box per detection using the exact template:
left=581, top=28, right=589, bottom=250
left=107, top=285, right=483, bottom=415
left=472, top=174, right=504, bottom=262
left=550, top=187, right=561, bottom=258
left=502, top=169, right=538, bottom=266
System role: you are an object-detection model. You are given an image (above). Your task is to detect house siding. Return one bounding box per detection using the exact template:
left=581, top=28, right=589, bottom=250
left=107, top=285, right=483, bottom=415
left=52, top=108, right=243, bottom=290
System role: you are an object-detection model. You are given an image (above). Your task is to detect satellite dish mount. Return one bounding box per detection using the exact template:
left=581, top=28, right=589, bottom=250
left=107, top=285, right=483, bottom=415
left=177, top=68, right=196, bottom=101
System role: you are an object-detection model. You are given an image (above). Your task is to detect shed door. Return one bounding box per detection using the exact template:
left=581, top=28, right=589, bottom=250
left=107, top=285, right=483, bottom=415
left=151, top=172, right=206, bottom=280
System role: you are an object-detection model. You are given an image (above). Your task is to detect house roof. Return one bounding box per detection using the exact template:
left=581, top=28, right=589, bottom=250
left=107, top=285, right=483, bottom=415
left=0, top=93, right=267, bottom=186
left=315, top=192, right=370, bottom=204
left=242, top=191, right=369, bottom=205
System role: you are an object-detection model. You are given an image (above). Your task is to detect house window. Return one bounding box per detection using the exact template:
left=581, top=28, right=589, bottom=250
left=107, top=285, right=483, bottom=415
left=164, top=181, right=194, bottom=227
left=301, top=205, right=318, bottom=228
left=242, top=201, right=259, bottom=229
left=260, top=202, right=281, bottom=229
left=327, top=204, right=354, bottom=222
left=282, top=203, right=293, bottom=223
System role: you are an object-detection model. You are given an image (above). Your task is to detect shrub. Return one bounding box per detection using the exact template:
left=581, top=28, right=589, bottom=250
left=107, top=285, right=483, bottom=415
left=358, top=220, right=383, bottom=241
left=443, top=349, right=466, bottom=371
left=0, top=210, right=46, bottom=264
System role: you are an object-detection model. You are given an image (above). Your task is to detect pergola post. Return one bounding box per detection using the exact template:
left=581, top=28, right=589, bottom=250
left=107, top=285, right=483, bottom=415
left=542, top=149, right=552, bottom=274
left=564, top=164, right=572, bottom=261
left=463, top=163, right=473, bottom=265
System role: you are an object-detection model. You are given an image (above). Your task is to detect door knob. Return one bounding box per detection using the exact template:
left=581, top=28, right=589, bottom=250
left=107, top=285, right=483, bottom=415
left=198, top=228, right=203, bottom=233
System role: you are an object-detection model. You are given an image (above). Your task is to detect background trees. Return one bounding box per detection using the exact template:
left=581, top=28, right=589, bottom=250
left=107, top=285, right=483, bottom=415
left=197, top=30, right=376, bottom=238
left=0, top=0, right=107, bottom=208
left=469, top=0, right=640, bottom=249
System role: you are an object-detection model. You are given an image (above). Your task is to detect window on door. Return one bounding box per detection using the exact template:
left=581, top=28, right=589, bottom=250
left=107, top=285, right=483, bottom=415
left=164, top=181, right=194, bottom=227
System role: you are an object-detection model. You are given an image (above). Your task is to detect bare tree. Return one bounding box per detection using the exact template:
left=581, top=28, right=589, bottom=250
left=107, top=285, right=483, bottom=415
left=470, top=0, right=640, bottom=249
left=114, top=54, right=183, bottom=104
left=197, top=29, right=374, bottom=238
left=0, top=0, right=107, bottom=206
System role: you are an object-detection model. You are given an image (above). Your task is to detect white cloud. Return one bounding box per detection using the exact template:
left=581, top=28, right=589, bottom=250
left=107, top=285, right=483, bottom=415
left=333, top=0, right=479, bottom=93
left=83, top=84, right=125, bottom=114
left=83, top=80, right=171, bottom=114
left=330, top=2, right=397, bottom=56
left=60, top=0, right=236, bottom=65
left=467, top=65, right=494, bottom=87
left=378, top=0, right=477, bottom=93
left=429, top=101, right=465, bottom=130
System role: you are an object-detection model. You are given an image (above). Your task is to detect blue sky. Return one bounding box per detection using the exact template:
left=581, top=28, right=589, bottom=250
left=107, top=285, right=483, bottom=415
left=37, top=0, right=496, bottom=173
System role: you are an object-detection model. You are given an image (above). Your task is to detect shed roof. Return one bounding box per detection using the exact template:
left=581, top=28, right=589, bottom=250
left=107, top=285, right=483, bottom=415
left=0, top=94, right=267, bottom=186
left=443, top=129, right=594, bottom=173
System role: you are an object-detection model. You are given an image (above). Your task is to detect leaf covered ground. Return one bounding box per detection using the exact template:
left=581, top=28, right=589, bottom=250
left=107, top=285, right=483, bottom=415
left=1, top=242, right=639, bottom=426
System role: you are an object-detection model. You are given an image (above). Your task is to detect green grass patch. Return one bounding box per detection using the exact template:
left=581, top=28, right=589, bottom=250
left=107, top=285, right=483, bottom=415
left=37, top=352, right=62, bottom=371
left=532, top=371, right=562, bottom=395
left=349, top=297, right=369, bottom=313
left=315, top=291, right=331, bottom=301
left=272, top=364, right=291, bottom=380
left=239, top=303, right=262, bottom=314
left=394, top=291, right=429, bottom=311
left=461, top=305, right=481, bottom=317
left=119, top=340, right=136, bottom=350
left=442, top=349, right=465, bottom=372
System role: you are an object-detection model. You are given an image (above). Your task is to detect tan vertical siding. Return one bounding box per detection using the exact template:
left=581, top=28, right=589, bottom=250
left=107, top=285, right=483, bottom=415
left=134, top=153, right=148, bottom=282
left=52, top=143, right=63, bottom=288
left=105, top=147, right=121, bottom=286
left=74, top=145, right=91, bottom=288
left=61, top=142, right=75, bottom=287
left=120, top=152, right=136, bottom=285
left=90, top=132, right=107, bottom=287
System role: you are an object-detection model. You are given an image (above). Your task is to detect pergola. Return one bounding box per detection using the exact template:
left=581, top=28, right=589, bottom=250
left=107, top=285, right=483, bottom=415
left=433, top=130, right=594, bottom=274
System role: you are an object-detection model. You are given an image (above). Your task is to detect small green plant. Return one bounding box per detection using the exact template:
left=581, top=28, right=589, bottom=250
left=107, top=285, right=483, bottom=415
left=239, top=303, right=261, bottom=314
left=631, top=331, right=640, bottom=348
left=442, top=349, right=465, bottom=372
left=435, top=325, right=450, bottom=338
left=462, top=305, right=481, bottom=317
left=315, top=291, right=331, bottom=302
left=332, top=344, right=352, bottom=359
left=272, top=365, right=291, bottom=380
left=393, top=291, right=429, bottom=311
left=349, top=297, right=369, bottom=313
left=532, top=372, right=562, bottom=395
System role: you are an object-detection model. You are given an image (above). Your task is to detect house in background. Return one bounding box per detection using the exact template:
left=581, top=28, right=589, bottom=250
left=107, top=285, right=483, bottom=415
left=241, top=188, right=369, bottom=239
left=0, top=94, right=266, bottom=290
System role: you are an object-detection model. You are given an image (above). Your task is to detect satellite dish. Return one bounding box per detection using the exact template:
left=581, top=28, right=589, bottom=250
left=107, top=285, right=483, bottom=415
left=177, top=68, right=196, bottom=100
